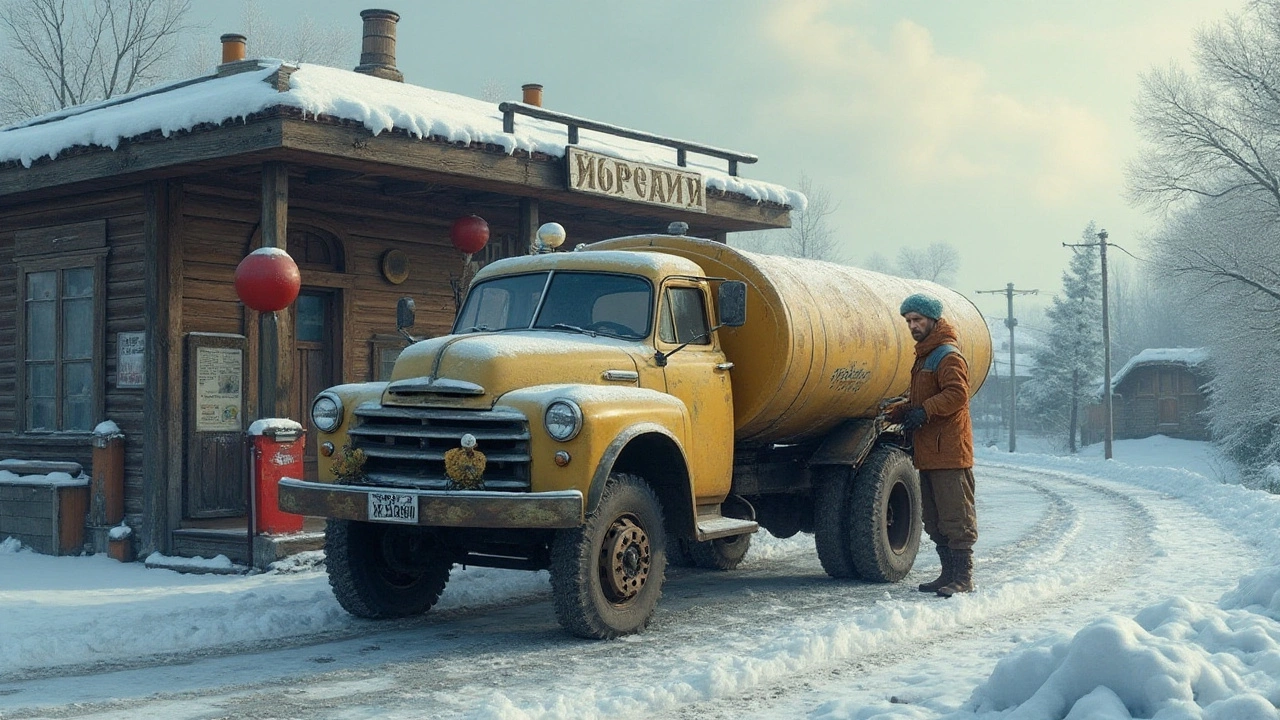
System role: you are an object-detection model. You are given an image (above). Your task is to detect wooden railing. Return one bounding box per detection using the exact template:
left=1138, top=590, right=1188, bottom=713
left=498, top=101, right=757, bottom=177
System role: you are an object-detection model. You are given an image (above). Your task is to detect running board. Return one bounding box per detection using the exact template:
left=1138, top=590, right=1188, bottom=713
left=695, top=515, right=758, bottom=542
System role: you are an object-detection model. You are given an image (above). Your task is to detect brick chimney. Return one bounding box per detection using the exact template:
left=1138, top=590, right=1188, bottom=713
left=354, top=9, right=403, bottom=82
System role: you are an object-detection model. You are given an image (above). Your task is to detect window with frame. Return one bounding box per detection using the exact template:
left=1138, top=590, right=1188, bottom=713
left=20, top=261, right=103, bottom=432
left=658, top=286, right=710, bottom=345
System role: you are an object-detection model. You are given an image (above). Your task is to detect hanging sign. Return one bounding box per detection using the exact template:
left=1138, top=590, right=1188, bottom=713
left=116, top=332, right=145, bottom=389
left=567, top=147, right=706, bottom=213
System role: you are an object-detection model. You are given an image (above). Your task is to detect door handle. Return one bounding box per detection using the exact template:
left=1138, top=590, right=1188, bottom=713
left=715, top=362, right=734, bottom=372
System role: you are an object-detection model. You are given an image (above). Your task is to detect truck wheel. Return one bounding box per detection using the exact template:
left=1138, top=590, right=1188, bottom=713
left=549, top=473, right=667, bottom=639
left=688, top=532, right=751, bottom=570
left=814, top=466, right=860, bottom=579
left=325, top=519, right=453, bottom=619
left=848, top=448, right=921, bottom=582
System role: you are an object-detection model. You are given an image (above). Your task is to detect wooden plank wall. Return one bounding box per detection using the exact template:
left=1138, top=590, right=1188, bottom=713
left=180, top=176, right=511, bottom=387
left=0, top=187, right=147, bottom=519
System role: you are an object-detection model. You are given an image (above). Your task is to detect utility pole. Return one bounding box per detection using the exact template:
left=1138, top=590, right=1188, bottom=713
left=1098, top=230, right=1113, bottom=460
left=1063, top=229, right=1115, bottom=460
left=977, top=283, right=1038, bottom=452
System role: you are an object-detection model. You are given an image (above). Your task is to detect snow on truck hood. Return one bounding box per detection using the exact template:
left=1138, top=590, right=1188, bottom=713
left=387, top=331, right=643, bottom=404
left=0, top=61, right=805, bottom=210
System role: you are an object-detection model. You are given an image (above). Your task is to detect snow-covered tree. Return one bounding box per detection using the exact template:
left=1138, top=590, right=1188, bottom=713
left=1023, top=223, right=1104, bottom=452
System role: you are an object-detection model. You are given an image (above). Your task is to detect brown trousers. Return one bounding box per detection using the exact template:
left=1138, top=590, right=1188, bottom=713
left=919, top=468, right=978, bottom=551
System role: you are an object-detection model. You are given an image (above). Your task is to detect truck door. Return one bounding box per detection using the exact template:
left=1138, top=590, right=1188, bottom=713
left=656, top=282, right=734, bottom=504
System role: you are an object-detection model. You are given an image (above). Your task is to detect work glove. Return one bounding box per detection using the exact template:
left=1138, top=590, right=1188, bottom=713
left=883, top=402, right=908, bottom=424
left=902, top=407, right=927, bottom=430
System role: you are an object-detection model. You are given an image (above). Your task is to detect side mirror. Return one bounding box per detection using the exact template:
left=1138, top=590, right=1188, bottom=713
left=396, top=297, right=416, bottom=330
left=718, top=281, right=747, bottom=327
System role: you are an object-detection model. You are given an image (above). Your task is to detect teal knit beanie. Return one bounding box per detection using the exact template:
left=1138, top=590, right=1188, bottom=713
left=900, top=293, right=943, bottom=320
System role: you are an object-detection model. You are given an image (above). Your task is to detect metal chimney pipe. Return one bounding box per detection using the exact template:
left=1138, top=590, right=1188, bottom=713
left=354, top=9, right=404, bottom=82
left=220, top=33, right=247, bottom=64
left=522, top=83, right=543, bottom=107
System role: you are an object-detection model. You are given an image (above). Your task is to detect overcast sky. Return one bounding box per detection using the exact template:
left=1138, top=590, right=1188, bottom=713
left=189, top=0, right=1245, bottom=312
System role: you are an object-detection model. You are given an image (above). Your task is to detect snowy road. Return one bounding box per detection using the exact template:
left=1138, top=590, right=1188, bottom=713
left=0, top=455, right=1267, bottom=719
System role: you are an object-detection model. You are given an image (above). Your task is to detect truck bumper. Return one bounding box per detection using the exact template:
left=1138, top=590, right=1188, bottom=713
left=277, top=478, right=584, bottom=529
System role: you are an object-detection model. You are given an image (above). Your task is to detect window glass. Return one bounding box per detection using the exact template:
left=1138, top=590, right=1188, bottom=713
left=668, top=287, right=710, bottom=345
left=26, top=271, right=55, bottom=301
left=64, top=268, right=93, bottom=298
left=296, top=294, right=325, bottom=343
left=659, top=300, right=676, bottom=344
left=21, top=264, right=99, bottom=432
left=534, top=273, right=650, bottom=338
left=63, top=297, right=93, bottom=360
left=27, top=364, right=55, bottom=431
left=27, top=298, right=55, bottom=361
left=63, top=361, right=93, bottom=431
left=455, top=272, right=548, bottom=332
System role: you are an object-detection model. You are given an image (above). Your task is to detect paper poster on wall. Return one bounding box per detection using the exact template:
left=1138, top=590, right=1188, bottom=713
left=116, top=331, right=145, bottom=388
left=195, top=347, right=243, bottom=432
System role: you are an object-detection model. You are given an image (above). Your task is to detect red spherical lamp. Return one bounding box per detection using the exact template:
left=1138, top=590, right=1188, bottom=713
left=450, top=215, right=490, bottom=255
left=235, top=247, right=301, bottom=312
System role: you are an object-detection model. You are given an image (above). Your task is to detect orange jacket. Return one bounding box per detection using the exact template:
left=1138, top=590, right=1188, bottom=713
left=907, top=318, right=974, bottom=470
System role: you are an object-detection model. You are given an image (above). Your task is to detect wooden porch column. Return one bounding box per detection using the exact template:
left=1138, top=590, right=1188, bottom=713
left=259, top=162, right=292, bottom=419
left=519, top=197, right=539, bottom=253
left=142, top=180, right=181, bottom=555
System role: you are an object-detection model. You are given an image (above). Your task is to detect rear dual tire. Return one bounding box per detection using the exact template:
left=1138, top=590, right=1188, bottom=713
left=814, top=447, right=921, bottom=582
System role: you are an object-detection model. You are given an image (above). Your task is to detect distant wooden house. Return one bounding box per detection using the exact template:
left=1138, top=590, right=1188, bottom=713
left=0, top=11, right=797, bottom=562
left=1084, top=348, right=1211, bottom=445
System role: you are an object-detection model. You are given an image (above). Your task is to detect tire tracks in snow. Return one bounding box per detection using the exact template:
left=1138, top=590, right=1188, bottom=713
left=0, top=463, right=1231, bottom=720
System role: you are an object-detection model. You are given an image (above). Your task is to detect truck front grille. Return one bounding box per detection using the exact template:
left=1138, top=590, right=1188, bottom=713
left=349, top=404, right=531, bottom=491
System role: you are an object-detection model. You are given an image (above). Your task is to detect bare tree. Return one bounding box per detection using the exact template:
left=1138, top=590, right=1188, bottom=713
left=895, top=242, right=960, bottom=286
left=0, top=0, right=191, bottom=123
left=860, top=251, right=896, bottom=275
left=729, top=173, right=842, bottom=261
left=176, top=0, right=357, bottom=78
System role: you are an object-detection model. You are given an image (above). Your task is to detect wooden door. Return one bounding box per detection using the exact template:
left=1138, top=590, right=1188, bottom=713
left=294, top=289, right=340, bottom=480
left=184, top=333, right=248, bottom=518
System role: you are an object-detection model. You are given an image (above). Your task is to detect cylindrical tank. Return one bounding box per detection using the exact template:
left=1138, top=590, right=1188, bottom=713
left=589, top=236, right=992, bottom=446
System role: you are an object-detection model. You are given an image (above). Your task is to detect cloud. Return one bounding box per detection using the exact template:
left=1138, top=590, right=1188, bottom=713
left=760, top=0, right=1115, bottom=206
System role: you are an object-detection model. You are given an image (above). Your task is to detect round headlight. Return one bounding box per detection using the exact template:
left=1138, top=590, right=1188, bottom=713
left=311, top=393, right=343, bottom=433
left=544, top=400, right=582, bottom=442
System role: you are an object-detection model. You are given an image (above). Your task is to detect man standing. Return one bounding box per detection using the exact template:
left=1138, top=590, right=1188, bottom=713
left=886, top=293, right=977, bottom=597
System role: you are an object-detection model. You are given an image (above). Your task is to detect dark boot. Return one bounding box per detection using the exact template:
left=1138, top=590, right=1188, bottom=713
left=918, top=545, right=953, bottom=593
left=937, top=549, right=973, bottom=597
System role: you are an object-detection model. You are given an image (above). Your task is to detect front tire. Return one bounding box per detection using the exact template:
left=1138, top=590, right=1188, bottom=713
left=550, top=473, right=667, bottom=639
left=325, top=519, right=453, bottom=619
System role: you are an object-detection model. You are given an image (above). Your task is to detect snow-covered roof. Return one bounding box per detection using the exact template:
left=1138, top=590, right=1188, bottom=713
left=1111, top=347, right=1210, bottom=391
left=0, top=60, right=805, bottom=210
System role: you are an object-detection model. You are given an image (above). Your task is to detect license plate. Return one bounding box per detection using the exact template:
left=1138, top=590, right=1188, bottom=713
left=368, top=492, right=418, bottom=524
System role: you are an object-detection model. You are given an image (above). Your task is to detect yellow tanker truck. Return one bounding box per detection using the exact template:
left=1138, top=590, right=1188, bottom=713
left=279, top=233, right=991, bottom=639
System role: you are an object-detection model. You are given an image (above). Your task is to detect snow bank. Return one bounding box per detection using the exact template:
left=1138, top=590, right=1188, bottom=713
left=967, top=568, right=1280, bottom=719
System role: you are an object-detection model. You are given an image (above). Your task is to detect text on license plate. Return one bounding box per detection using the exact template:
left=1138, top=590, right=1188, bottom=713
left=368, top=492, right=418, bottom=524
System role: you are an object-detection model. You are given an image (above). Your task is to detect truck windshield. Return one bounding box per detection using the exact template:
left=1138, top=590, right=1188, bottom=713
left=454, top=271, right=652, bottom=339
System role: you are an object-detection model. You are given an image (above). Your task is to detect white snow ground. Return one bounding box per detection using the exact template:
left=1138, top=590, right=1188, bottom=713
left=2, top=435, right=1279, bottom=719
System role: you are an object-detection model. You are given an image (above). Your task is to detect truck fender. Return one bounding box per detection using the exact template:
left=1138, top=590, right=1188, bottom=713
left=807, top=418, right=880, bottom=468
left=587, top=423, right=696, bottom=537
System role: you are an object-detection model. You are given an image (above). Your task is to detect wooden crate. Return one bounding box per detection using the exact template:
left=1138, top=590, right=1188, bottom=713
left=0, top=481, right=89, bottom=555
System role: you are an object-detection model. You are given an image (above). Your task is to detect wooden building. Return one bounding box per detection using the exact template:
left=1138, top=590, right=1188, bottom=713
left=0, top=11, right=796, bottom=562
left=1083, top=348, right=1211, bottom=446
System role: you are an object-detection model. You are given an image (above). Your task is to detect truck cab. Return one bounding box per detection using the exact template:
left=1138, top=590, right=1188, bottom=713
left=280, top=240, right=751, bottom=638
